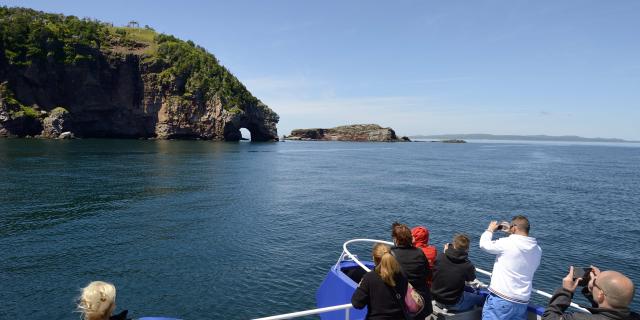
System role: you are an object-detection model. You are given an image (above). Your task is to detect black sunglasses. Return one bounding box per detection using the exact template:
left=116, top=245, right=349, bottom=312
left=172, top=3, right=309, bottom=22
left=593, top=277, right=607, bottom=297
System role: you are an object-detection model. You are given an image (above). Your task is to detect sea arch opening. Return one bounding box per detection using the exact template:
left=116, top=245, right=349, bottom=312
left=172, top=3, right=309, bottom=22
left=240, top=128, right=251, bottom=141
left=223, top=122, right=273, bottom=142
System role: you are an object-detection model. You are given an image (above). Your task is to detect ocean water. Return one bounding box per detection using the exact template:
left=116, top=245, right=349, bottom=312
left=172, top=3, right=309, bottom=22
left=1, top=139, right=639, bottom=319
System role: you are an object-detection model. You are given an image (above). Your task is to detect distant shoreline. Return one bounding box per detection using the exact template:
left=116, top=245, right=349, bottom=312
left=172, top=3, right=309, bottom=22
left=409, top=134, right=639, bottom=143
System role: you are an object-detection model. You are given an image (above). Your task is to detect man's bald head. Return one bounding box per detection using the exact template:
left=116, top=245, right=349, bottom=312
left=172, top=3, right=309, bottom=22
left=598, top=271, right=635, bottom=308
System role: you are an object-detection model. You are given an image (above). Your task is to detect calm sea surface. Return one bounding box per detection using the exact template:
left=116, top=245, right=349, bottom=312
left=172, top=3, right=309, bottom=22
left=1, top=139, right=639, bottom=319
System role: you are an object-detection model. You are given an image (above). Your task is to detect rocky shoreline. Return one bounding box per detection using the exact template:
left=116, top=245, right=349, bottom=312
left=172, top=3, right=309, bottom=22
left=441, top=139, right=466, bottom=143
left=284, top=124, right=411, bottom=142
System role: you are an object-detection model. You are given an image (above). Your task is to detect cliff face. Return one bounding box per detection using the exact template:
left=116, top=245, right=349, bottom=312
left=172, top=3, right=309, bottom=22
left=0, top=8, right=278, bottom=141
left=285, top=124, right=409, bottom=142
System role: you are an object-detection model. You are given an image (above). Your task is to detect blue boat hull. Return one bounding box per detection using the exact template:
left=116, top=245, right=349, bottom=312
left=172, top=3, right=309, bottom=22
left=316, top=261, right=373, bottom=320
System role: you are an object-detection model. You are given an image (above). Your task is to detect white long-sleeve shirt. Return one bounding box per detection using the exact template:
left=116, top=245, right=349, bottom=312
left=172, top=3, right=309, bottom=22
left=479, top=231, right=542, bottom=303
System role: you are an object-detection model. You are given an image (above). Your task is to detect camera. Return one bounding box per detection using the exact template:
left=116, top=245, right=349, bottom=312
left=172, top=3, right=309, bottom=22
left=496, top=221, right=511, bottom=231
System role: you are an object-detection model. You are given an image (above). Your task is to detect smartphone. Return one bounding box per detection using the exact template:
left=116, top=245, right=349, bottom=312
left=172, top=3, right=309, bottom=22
left=573, top=266, right=592, bottom=286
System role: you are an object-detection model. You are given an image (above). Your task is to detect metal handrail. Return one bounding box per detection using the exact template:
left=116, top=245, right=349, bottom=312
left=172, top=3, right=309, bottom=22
left=338, top=238, right=394, bottom=272
left=252, top=303, right=352, bottom=320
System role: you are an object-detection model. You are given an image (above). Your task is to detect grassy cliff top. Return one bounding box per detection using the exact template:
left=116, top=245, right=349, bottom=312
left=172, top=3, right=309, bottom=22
left=0, top=6, right=265, bottom=112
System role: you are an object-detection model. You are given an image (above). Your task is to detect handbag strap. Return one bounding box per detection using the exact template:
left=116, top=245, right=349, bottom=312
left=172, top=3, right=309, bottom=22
left=390, top=280, right=413, bottom=320
left=389, top=248, right=415, bottom=320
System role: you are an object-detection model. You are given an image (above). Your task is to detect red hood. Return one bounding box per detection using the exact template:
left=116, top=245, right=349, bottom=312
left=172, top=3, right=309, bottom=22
left=411, top=226, right=430, bottom=246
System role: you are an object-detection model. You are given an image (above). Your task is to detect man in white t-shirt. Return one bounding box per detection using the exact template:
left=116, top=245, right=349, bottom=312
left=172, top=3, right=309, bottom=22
left=479, top=215, right=542, bottom=320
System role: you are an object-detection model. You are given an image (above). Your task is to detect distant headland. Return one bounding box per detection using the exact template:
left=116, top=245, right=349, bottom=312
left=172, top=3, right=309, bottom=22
left=284, top=124, right=411, bottom=142
left=410, top=134, right=638, bottom=143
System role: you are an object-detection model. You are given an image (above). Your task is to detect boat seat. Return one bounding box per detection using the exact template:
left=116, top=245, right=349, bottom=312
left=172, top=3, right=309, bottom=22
left=341, top=264, right=368, bottom=284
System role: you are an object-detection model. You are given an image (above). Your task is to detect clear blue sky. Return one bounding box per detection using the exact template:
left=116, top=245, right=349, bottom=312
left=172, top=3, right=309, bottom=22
left=3, top=0, right=640, bottom=139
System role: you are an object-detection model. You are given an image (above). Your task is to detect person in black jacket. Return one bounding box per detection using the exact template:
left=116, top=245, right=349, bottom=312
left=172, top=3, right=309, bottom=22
left=352, top=243, right=409, bottom=320
left=542, top=265, right=639, bottom=320
left=391, top=222, right=434, bottom=318
left=431, top=234, right=484, bottom=312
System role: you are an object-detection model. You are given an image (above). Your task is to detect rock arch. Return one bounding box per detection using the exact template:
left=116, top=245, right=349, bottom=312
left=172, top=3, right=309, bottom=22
left=220, top=102, right=279, bottom=142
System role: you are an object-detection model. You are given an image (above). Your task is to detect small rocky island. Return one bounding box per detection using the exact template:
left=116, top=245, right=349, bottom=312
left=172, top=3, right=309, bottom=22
left=284, top=124, right=411, bottom=142
left=0, top=8, right=278, bottom=141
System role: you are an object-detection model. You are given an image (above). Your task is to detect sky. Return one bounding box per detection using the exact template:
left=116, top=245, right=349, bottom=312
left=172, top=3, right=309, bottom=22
left=3, top=0, right=640, bottom=140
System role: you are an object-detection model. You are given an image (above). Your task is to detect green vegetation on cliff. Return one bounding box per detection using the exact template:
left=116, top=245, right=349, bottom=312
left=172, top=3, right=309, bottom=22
left=0, top=6, right=259, bottom=111
left=50, top=106, right=68, bottom=114
left=153, top=33, right=257, bottom=108
left=0, top=82, right=38, bottom=118
left=0, top=7, right=106, bottom=65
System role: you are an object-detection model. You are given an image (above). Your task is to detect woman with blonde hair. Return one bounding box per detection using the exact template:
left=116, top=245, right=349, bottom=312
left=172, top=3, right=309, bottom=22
left=77, top=281, right=128, bottom=320
left=352, top=243, right=409, bottom=320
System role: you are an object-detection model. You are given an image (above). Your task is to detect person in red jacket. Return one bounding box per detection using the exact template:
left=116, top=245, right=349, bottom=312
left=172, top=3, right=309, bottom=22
left=412, top=226, right=437, bottom=267
left=412, top=226, right=438, bottom=287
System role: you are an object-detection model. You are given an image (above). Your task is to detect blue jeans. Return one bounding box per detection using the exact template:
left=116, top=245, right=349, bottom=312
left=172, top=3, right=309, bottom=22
left=482, top=293, right=528, bottom=320
left=446, top=291, right=485, bottom=312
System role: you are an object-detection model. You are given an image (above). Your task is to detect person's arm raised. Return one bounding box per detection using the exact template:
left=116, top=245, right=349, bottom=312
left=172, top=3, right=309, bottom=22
left=479, top=221, right=505, bottom=254
left=581, top=265, right=601, bottom=308
left=542, top=267, right=580, bottom=320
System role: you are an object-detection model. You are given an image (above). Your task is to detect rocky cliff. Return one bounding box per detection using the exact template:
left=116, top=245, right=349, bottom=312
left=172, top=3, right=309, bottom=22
left=284, top=124, right=410, bottom=142
left=0, top=7, right=278, bottom=141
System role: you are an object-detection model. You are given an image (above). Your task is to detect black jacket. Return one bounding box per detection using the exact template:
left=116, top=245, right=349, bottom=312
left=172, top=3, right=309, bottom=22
left=351, top=270, right=408, bottom=320
left=542, top=288, right=640, bottom=320
left=431, top=248, right=476, bottom=305
left=391, top=245, right=433, bottom=317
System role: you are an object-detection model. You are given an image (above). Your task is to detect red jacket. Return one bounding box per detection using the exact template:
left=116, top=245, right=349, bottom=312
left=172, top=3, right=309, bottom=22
left=411, top=226, right=438, bottom=268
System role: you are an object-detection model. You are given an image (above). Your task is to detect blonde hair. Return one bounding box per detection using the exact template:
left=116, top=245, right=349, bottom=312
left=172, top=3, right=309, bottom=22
left=77, top=281, right=116, bottom=320
left=372, top=243, right=402, bottom=287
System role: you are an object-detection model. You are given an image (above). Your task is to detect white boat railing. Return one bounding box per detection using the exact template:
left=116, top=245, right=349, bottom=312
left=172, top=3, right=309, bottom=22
left=253, top=238, right=589, bottom=320
left=252, top=303, right=353, bottom=320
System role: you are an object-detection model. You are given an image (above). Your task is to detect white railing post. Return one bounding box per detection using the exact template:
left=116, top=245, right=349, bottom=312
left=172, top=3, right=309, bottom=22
left=345, top=307, right=350, bottom=320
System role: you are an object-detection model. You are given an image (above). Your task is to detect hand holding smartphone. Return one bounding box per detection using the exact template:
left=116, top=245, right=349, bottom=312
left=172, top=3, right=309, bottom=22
left=572, top=266, right=593, bottom=287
